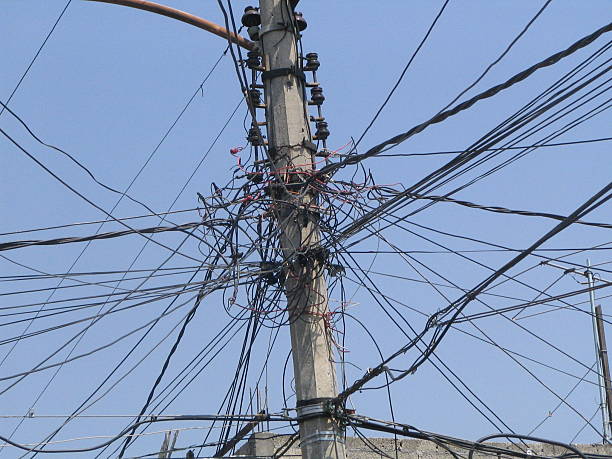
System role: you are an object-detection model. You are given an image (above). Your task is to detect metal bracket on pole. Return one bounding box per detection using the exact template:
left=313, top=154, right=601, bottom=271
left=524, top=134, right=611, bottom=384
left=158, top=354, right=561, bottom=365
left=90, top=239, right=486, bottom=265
left=299, top=430, right=346, bottom=447
left=296, top=397, right=334, bottom=422
left=302, top=140, right=318, bottom=153
left=261, top=67, right=306, bottom=83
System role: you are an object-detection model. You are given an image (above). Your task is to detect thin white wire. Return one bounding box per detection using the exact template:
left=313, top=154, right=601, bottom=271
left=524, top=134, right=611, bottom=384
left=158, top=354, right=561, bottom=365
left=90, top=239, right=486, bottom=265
left=0, top=426, right=215, bottom=448
left=0, top=413, right=263, bottom=419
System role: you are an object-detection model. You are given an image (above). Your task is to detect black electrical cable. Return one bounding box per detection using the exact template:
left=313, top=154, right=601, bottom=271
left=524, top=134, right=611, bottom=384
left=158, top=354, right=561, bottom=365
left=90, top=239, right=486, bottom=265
left=468, top=433, right=587, bottom=459
left=0, top=414, right=288, bottom=454
left=446, top=281, right=612, bottom=325
left=0, top=100, right=165, bottom=221
left=349, top=201, right=612, bottom=378
left=0, top=222, right=207, bottom=252
left=318, top=22, right=612, bottom=177
left=348, top=415, right=598, bottom=459
left=0, top=94, right=246, bottom=441
left=387, top=247, right=607, bottom=439
left=27, top=280, right=238, bottom=458
left=337, top=249, right=518, bottom=435
left=439, top=0, right=553, bottom=113
left=0, top=127, right=203, bottom=263
left=328, top=66, right=612, bottom=249
left=116, top=295, right=204, bottom=457
left=338, top=181, right=612, bottom=401
left=335, top=190, right=612, bottom=321
left=0, top=1, right=72, bottom=117
left=381, top=191, right=612, bottom=229
left=353, top=0, right=451, bottom=149
left=376, top=136, right=612, bottom=157
left=113, top=212, right=261, bottom=455
left=0, top=208, right=200, bottom=237
left=0, top=296, right=198, bottom=379
left=364, top=40, right=612, bottom=230
left=341, top=275, right=601, bottom=387
left=0, top=43, right=231, bottom=393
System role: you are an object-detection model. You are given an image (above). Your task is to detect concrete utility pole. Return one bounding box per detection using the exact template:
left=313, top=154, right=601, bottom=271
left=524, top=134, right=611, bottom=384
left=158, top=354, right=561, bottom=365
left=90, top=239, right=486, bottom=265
left=258, top=1, right=346, bottom=457
left=86, top=1, right=344, bottom=455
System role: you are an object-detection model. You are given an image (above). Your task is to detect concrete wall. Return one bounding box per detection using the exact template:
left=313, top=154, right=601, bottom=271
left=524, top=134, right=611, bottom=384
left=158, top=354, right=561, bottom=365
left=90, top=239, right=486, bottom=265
left=234, top=432, right=612, bottom=458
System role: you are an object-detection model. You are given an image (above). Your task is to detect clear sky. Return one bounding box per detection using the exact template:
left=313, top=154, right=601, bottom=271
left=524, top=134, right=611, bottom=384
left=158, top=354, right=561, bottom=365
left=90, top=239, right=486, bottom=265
left=1, top=1, right=611, bottom=457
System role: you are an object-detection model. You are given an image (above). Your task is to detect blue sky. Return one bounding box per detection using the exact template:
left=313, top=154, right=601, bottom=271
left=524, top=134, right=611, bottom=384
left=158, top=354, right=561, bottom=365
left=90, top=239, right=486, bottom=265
left=1, top=1, right=611, bottom=457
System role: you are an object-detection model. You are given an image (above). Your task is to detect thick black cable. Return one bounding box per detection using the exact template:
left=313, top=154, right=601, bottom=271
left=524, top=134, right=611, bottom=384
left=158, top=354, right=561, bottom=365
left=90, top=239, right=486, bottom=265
left=338, top=244, right=520, bottom=435
left=468, top=433, right=587, bottom=459
left=0, top=208, right=200, bottom=237
left=349, top=416, right=603, bottom=459
left=329, top=64, right=612, bottom=248
left=0, top=222, right=207, bottom=252
left=439, top=0, right=552, bottom=112
left=319, top=22, right=612, bottom=177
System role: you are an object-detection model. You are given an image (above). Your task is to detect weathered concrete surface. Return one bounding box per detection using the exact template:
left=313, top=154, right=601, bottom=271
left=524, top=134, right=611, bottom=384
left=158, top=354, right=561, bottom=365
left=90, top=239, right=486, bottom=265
left=235, top=432, right=612, bottom=458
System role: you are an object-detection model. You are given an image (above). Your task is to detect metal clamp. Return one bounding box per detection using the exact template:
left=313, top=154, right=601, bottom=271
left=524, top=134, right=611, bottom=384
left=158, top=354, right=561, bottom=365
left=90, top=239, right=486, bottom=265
left=296, top=397, right=334, bottom=422
left=296, top=403, right=326, bottom=421
left=299, top=430, right=345, bottom=448
left=261, top=67, right=306, bottom=83
left=302, top=139, right=317, bottom=153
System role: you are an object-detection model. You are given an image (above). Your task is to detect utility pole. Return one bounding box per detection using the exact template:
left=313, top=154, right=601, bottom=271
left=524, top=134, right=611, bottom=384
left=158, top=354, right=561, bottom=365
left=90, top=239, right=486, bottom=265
left=84, top=1, right=344, bottom=455
left=595, top=305, right=612, bottom=440
left=257, top=1, right=346, bottom=457
left=544, top=260, right=612, bottom=442
left=587, top=261, right=612, bottom=442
